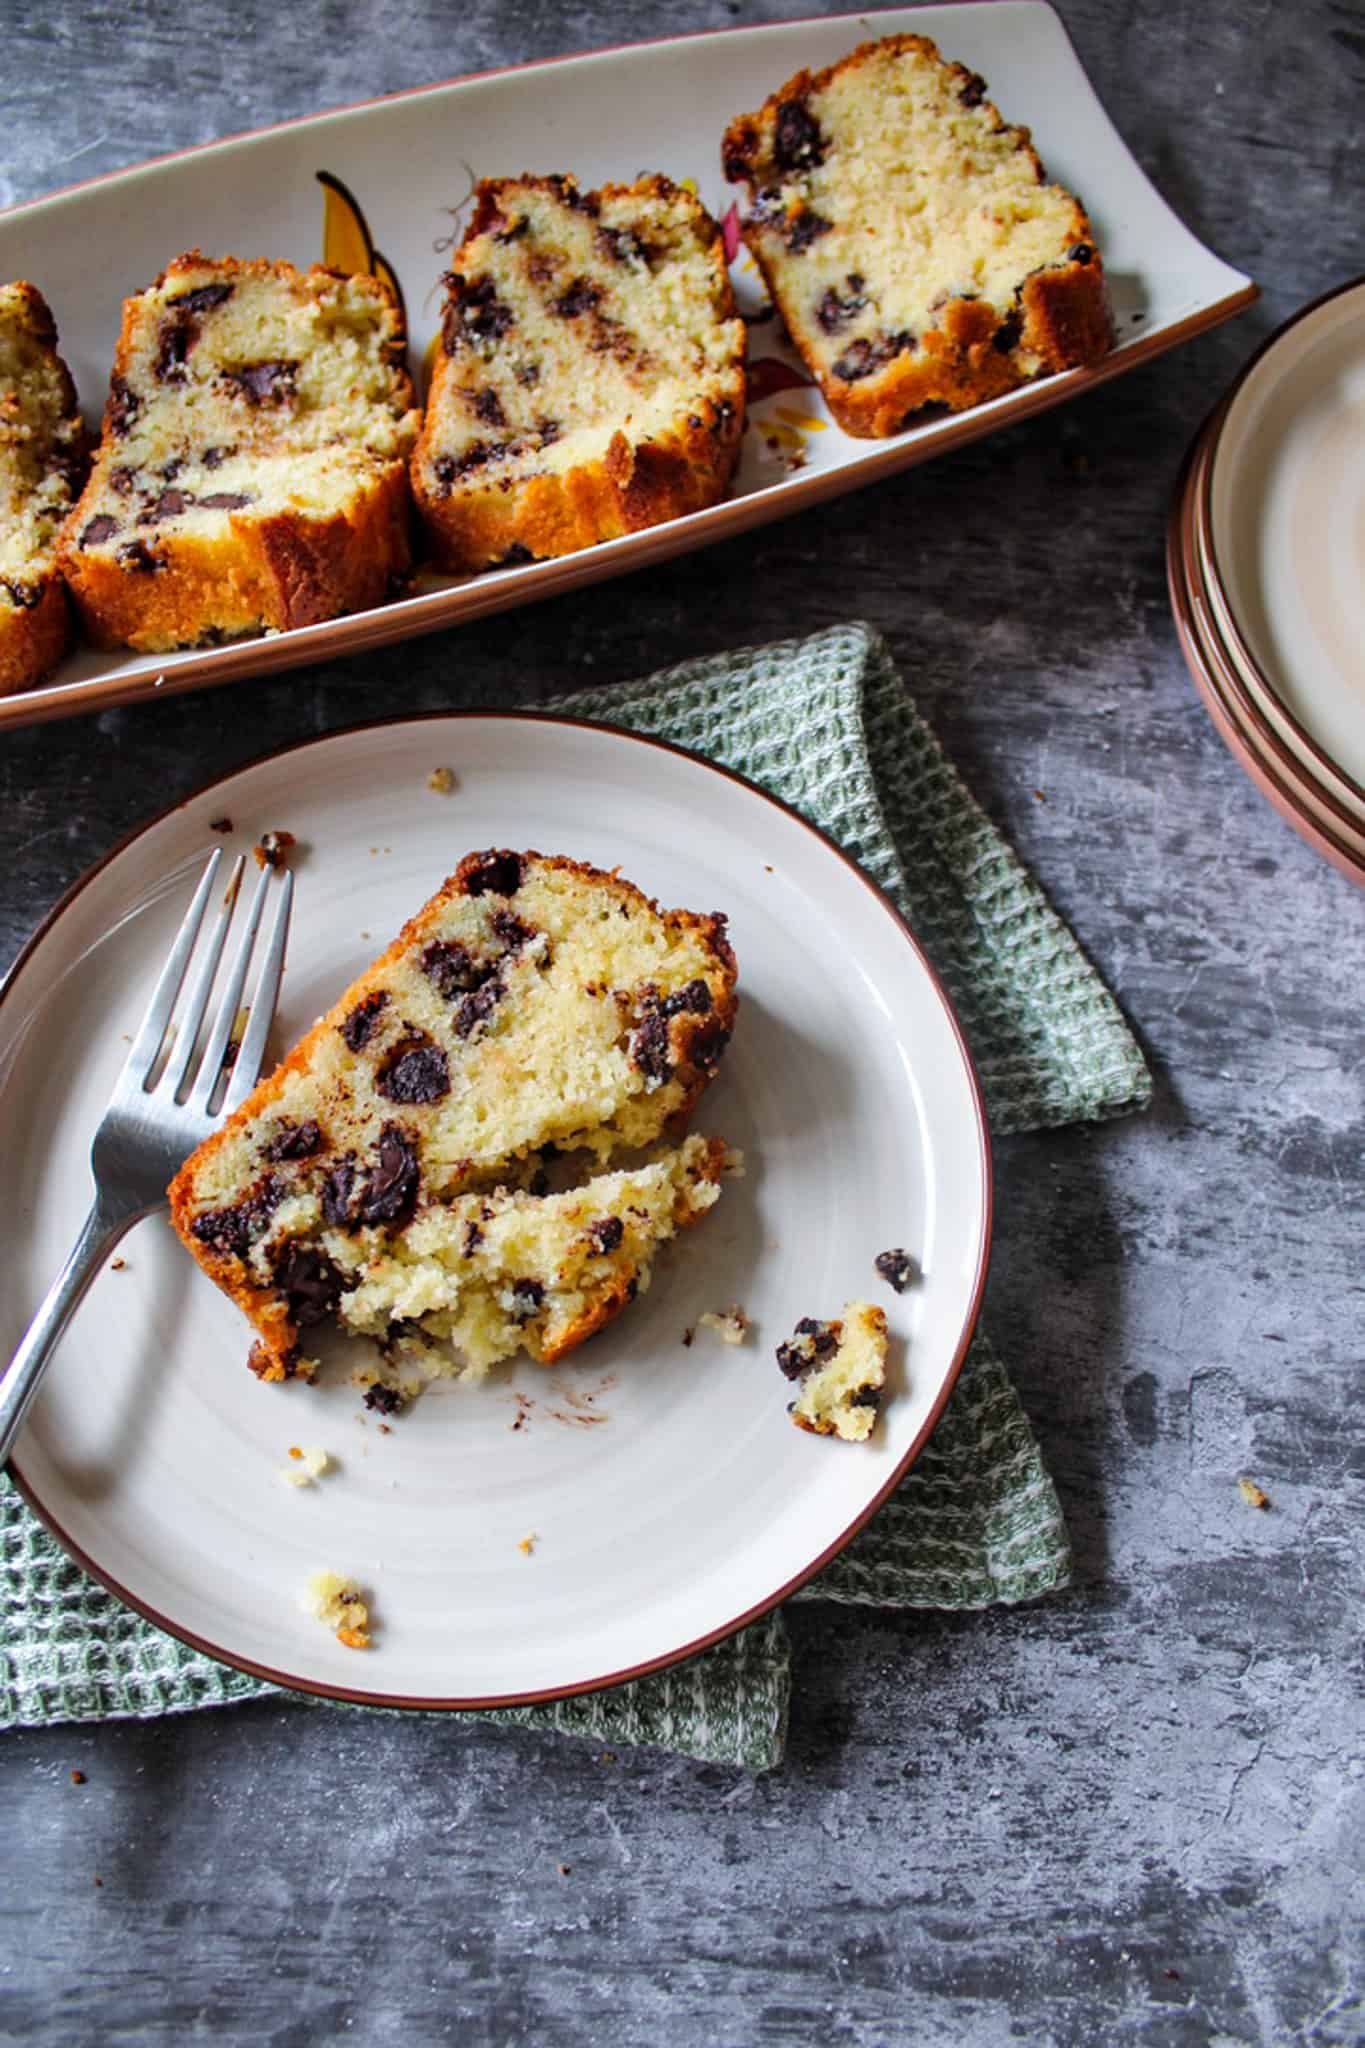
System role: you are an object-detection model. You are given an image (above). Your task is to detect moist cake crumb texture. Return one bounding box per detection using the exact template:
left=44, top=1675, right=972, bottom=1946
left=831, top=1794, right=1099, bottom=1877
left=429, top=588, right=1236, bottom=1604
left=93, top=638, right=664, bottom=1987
left=169, top=848, right=738, bottom=1386
left=722, top=32, right=1112, bottom=434
left=412, top=174, right=746, bottom=570
left=778, top=1301, right=888, bottom=1441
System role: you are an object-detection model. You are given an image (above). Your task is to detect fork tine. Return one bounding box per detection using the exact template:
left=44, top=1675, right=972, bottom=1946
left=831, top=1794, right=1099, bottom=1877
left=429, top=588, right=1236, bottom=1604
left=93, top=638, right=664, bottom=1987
left=186, top=860, right=277, bottom=1115
left=123, top=849, right=223, bottom=1087
left=162, top=853, right=247, bottom=1101
left=222, top=867, right=293, bottom=1113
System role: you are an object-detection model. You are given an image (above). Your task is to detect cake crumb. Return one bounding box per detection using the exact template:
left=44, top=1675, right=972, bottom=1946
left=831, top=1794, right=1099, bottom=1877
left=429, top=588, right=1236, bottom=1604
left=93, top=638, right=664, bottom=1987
left=1238, top=1476, right=1270, bottom=1510
left=209, top=816, right=233, bottom=834
left=699, top=1306, right=749, bottom=1346
left=427, top=765, right=457, bottom=795
left=874, top=1247, right=917, bottom=1294
left=253, top=829, right=296, bottom=869
left=557, top=1863, right=571, bottom=1877
left=110, top=1257, right=126, bottom=1272
left=307, top=1570, right=373, bottom=1646
left=518, top=1532, right=538, bottom=1556
left=681, top=1327, right=694, bottom=1348
left=282, top=1445, right=332, bottom=1488
left=70, top=1769, right=86, bottom=1785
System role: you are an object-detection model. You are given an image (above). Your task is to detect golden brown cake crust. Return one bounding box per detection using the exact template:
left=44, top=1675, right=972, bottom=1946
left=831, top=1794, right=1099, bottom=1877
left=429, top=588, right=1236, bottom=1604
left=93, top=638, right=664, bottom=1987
left=722, top=33, right=1112, bottom=437
left=168, top=849, right=739, bottom=1383
left=0, top=576, right=72, bottom=692
left=412, top=175, right=746, bottom=572
left=57, top=252, right=417, bottom=652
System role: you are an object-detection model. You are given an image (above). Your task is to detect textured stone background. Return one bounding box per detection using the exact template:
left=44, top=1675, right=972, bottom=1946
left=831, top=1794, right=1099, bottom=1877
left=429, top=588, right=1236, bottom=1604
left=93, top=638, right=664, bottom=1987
left=0, top=2, right=1361, bottom=2043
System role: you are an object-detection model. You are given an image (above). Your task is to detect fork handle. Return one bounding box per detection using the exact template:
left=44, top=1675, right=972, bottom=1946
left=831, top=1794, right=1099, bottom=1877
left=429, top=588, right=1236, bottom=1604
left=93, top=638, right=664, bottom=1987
left=0, top=1197, right=143, bottom=1470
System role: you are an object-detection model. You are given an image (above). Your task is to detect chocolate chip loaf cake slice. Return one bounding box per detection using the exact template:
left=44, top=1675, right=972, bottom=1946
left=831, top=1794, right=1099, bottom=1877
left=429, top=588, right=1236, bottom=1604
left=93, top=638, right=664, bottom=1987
left=58, top=253, right=419, bottom=652
left=778, top=1303, right=888, bottom=1441
left=722, top=33, right=1112, bottom=436
left=0, top=283, right=87, bottom=692
left=411, top=175, right=745, bottom=571
left=168, top=849, right=738, bottom=1382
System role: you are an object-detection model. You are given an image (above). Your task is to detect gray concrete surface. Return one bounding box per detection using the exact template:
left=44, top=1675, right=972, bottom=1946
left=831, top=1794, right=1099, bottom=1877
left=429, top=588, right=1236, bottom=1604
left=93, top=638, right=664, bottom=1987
left=0, top=2, right=1361, bottom=2043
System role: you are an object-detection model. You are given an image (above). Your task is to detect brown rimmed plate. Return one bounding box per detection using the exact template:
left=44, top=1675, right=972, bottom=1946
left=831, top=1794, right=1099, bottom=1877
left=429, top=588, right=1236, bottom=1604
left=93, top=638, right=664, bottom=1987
left=2, top=712, right=990, bottom=1708
left=0, top=1, right=1256, bottom=730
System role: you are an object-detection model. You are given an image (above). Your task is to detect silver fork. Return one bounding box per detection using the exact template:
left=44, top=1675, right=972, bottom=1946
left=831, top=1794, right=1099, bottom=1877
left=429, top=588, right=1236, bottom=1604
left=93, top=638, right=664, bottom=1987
left=0, top=847, right=293, bottom=1467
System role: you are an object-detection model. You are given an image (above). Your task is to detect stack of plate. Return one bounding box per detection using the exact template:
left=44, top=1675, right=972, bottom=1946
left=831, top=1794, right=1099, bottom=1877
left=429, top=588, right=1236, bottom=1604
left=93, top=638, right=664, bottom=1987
left=1167, top=277, right=1365, bottom=883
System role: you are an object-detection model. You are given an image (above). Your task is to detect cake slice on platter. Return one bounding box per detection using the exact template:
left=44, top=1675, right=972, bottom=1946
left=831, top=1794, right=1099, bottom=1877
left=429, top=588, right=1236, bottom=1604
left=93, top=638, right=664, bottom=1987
left=0, top=282, right=87, bottom=691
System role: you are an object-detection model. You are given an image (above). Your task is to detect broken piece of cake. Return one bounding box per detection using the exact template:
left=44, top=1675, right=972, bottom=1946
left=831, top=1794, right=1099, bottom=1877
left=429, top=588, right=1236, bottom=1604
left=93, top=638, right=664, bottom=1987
left=777, top=1302, right=888, bottom=1441
left=168, top=849, right=738, bottom=1385
left=722, top=33, right=1112, bottom=435
left=411, top=174, right=746, bottom=570
left=59, top=251, right=420, bottom=651
left=0, top=282, right=87, bottom=692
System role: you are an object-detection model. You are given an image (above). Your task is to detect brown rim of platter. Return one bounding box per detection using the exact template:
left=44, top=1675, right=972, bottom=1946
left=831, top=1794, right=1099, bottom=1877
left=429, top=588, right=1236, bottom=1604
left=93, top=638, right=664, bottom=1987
left=2, top=709, right=994, bottom=1713
left=1192, top=274, right=1365, bottom=813
left=0, top=13, right=1259, bottom=733
left=1166, top=424, right=1365, bottom=887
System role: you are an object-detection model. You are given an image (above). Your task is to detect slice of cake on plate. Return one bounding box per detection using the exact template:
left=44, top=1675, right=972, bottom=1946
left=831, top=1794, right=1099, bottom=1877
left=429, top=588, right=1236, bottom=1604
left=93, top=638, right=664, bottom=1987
left=0, top=282, right=87, bottom=691
left=722, top=33, right=1112, bottom=436
left=168, top=849, right=738, bottom=1384
left=411, top=175, right=746, bottom=570
left=59, top=252, right=419, bottom=651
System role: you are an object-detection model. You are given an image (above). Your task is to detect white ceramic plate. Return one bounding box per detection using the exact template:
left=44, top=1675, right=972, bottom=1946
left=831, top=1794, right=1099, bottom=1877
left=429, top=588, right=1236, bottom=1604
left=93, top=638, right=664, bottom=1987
left=2, top=717, right=990, bottom=1705
left=0, top=1, right=1255, bottom=729
left=1203, top=278, right=1365, bottom=809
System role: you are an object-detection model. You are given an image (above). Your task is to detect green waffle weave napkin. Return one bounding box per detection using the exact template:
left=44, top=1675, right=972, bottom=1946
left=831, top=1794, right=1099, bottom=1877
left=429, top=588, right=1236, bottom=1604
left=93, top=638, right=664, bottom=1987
left=0, top=622, right=1151, bottom=1771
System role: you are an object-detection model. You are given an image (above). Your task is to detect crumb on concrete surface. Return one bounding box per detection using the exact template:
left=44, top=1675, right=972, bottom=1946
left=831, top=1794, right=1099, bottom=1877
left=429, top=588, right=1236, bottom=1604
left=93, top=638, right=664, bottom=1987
left=1238, top=1475, right=1271, bottom=1510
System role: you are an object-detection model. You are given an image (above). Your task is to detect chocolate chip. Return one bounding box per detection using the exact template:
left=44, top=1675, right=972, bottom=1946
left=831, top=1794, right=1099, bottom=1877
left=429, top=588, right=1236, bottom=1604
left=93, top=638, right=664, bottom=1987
left=773, top=96, right=825, bottom=172
left=444, top=276, right=514, bottom=352
left=597, top=225, right=651, bottom=267
left=107, top=377, right=140, bottom=437
left=775, top=1317, right=839, bottom=1380
left=454, top=976, right=506, bottom=1039
left=588, top=1217, right=624, bottom=1255
left=363, top=1381, right=403, bottom=1414
left=462, top=850, right=526, bottom=897
left=661, top=979, right=712, bottom=1019
left=785, top=210, right=832, bottom=254
left=874, top=1247, right=916, bottom=1293
left=355, top=1124, right=420, bottom=1225
left=80, top=515, right=118, bottom=549
left=492, top=214, right=530, bottom=243
left=993, top=308, right=1024, bottom=354
left=108, top=467, right=135, bottom=495
left=320, top=1159, right=357, bottom=1226
left=958, top=71, right=988, bottom=108
left=199, top=490, right=253, bottom=510
left=169, top=281, right=234, bottom=315
left=1068, top=243, right=1094, bottom=265
left=421, top=940, right=495, bottom=999
left=225, top=359, right=298, bottom=403
left=190, top=1177, right=283, bottom=1259
left=850, top=1386, right=883, bottom=1410
left=833, top=332, right=915, bottom=382
left=433, top=439, right=508, bottom=489
left=339, top=990, right=390, bottom=1052
left=472, top=388, right=506, bottom=426
left=265, top=1120, right=323, bottom=1163
left=155, top=317, right=195, bottom=383
left=538, top=417, right=561, bottom=447
left=462, top=1221, right=484, bottom=1256
left=510, top=1277, right=545, bottom=1319
left=0, top=579, right=39, bottom=608
left=117, top=539, right=162, bottom=573
left=273, top=1244, right=345, bottom=1326
left=201, top=445, right=233, bottom=469
left=490, top=909, right=534, bottom=951
left=551, top=279, right=604, bottom=319
left=145, top=487, right=190, bottom=521
left=515, top=362, right=540, bottom=388
left=690, top=1022, right=731, bottom=1072
left=722, top=147, right=752, bottom=182
left=630, top=1004, right=673, bottom=1084
left=377, top=1036, right=450, bottom=1105
left=816, top=278, right=869, bottom=333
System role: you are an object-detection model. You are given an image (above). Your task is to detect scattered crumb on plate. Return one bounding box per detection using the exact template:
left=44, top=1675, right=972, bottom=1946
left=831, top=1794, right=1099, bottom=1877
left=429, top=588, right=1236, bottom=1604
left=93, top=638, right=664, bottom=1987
left=209, top=816, right=233, bottom=834
left=307, top=1570, right=372, bottom=1648
left=874, top=1247, right=917, bottom=1294
left=427, top=765, right=457, bottom=794
left=253, top=828, right=297, bottom=869
left=281, top=1445, right=332, bottom=1488
left=109, top=1257, right=126, bottom=1272
left=779, top=1303, right=888, bottom=1442
left=681, top=1326, right=694, bottom=1348
left=518, top=1532, right=538, bottom=1556
left=1238, top=1476, right=1270, bottom=1510
left=698, top=1306, right=750, bottom=1346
